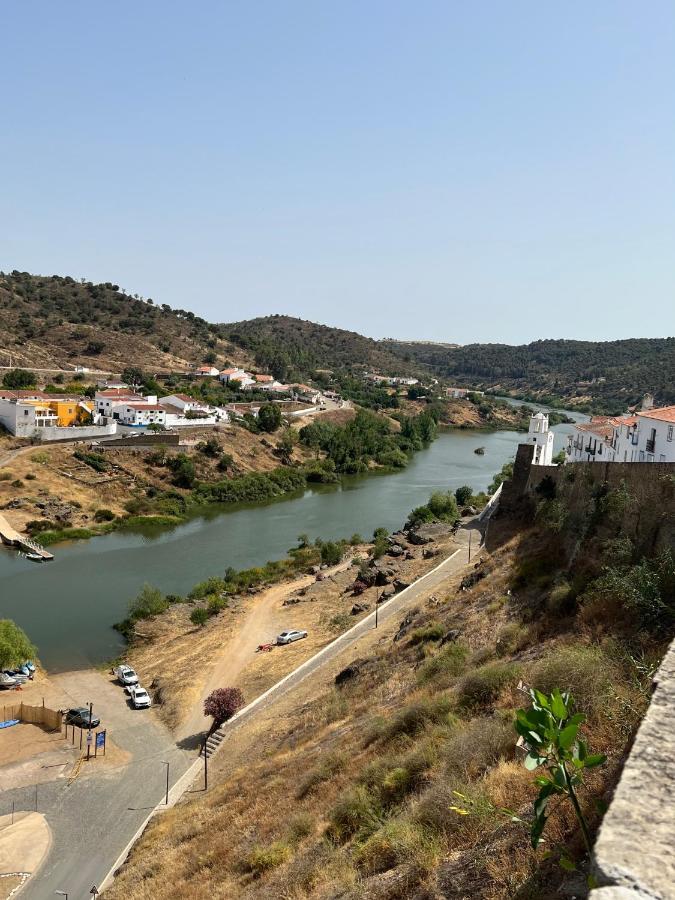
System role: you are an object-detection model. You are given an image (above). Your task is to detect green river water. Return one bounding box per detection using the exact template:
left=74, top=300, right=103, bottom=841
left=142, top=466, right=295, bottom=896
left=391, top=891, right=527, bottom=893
left=0, top=410, right=584, bottom=671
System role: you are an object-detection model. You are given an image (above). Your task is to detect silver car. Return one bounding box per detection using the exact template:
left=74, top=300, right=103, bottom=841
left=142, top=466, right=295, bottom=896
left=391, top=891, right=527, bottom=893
left=276, top=629, right=308, bottom=645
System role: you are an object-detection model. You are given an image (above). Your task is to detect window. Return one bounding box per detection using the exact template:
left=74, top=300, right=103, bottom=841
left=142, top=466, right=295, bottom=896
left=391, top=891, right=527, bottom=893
left=668, top=425, right=673, bottom=442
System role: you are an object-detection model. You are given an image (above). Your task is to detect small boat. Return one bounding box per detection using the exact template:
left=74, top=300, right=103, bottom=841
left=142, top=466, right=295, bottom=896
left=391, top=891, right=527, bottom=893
left=25, top=552, right=45, bottom=562
left=474, top=447, right=485, bottom=455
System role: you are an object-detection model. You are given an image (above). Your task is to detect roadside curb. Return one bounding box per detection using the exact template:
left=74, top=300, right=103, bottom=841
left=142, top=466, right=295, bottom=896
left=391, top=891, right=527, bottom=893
left=99, top=540, right=468, bottom=891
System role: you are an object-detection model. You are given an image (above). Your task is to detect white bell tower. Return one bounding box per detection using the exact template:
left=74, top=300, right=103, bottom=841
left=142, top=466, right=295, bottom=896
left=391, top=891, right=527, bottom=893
left=528, top=412, right=554, bottom=465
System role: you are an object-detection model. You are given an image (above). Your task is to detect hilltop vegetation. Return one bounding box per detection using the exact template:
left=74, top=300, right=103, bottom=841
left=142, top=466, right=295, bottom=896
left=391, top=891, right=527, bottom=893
left=0, top=271, right=250, bottom=373
left=221, top=315, right=419, bottom=382
left=386, top=337, right=675, bottom=413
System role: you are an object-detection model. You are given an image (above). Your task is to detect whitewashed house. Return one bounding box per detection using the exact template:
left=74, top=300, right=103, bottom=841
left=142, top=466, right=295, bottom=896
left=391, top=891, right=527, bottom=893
left=116, top=403, right=167, bottom=427
left=194, top=365, right=220, bottom=377
left=158, top=393, right=225, bottom=427
left=633, top=406, right=675, bottom=463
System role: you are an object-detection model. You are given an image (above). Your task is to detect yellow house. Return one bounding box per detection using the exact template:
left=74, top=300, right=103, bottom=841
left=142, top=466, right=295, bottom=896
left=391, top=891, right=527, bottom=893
left=21, top=397, right=94, bottom=427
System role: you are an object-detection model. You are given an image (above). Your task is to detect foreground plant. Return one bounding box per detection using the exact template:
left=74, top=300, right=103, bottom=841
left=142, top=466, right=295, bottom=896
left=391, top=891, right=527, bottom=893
left=515, top=687, right=606, bottom=854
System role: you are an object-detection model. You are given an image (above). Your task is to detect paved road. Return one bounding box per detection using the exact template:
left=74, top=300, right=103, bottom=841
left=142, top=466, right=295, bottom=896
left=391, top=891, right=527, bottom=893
left=11, top=526, right=479, bottom=898
left=3, top=672, right=193, bottom=900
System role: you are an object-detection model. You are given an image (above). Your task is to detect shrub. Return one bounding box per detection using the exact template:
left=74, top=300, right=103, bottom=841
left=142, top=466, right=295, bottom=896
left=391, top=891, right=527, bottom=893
left=407, top=491, right=458, bottom=527
left=74, top=450, right=108, bottom=473
left=349, top=533, right=364, bottom=546
left=444, top=715, right=514, bottom=779
left=408, top=623, right=445, bottom=646
left=528, top=644, right=615, bottom=718
left=11, top=479, right=23, bottom=488
left=296, top=751, right=348, bottom=798
left=0, top=619, right=37, bottom=669
left=166, top=453, right=196, bottom=488
left=319, top=540, right=345, bottom=567
left=0, top=471, right=10, bottom=481
left=2, top=368, right=35, bottom=388
left=244, top=841, right=291, bottom=876
left=354, top=820, right=440, bottom=876
left=94, top=508, right=116, bottom=522
left=417, top=642, right=468, bottom=685
left=189, top=576, right=226, bottom=600
left=258, top=403, right=283, bottom=432
left=190, top=607, right=209, bottom=627
left=25, top=472, right=37, bottom=481
left=327, top=786, right=383, bottom=842
left=495, top=622, right=530, bottom=656
left=455, top=485, right=473, bottom=506
left=197, top=436, right=221, bottom=458
left=380, top=695, right=454, bottom=742
left=206, top=595, right=227, bottom=616
left=456, top=661, right=520, bottom=709
left=287, top=813, right=314, bottom=844
left=128, top=584, right=169, bottom=620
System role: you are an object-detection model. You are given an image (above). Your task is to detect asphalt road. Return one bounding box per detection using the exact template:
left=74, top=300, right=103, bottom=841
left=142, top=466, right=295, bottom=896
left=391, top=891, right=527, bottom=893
left=10, top=526, right=478, bottom=899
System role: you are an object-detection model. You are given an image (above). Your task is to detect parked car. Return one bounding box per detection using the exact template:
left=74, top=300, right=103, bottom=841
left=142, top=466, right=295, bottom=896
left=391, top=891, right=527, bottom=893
left=114, top=664, right=139, bottom=686
left=0, top=672, right=17, bottom=689
left=276, top=629, right=308, bottom=645
left=125, top=685, right=152, bottom=709
left=65, top=707, right=101, bottom=729
left=4, top=670, right=28, bottom=684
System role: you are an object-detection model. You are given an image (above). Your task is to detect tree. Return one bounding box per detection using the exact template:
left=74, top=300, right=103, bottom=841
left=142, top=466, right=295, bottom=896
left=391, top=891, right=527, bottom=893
left=0, top=619, right=37, bottom=669
left=258, top=403, right=282, bottom=433
left=203, top=350, right=217, bottom=365
left=455, top=485, right=473, bottom=506
left=204, top=687, right=245, bottom=735
left=2, top=368, right=36, bottom=389
left=276, top=428, right=296, bottom=462
left=167, top=453, right=196, bottom=488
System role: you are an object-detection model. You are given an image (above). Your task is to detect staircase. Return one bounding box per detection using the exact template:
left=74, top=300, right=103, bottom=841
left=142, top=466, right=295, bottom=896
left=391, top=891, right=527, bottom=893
left=202, top=728, right=226, bottom=758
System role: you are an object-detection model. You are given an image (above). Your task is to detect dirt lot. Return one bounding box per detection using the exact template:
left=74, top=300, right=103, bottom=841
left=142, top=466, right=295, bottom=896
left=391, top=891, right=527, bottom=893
left=127, top=529, right=461, bottom=738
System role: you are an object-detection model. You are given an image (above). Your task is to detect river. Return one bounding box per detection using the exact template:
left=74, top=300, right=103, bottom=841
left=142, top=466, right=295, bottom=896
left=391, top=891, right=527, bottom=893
left=0, top=411, right=585, bottom=671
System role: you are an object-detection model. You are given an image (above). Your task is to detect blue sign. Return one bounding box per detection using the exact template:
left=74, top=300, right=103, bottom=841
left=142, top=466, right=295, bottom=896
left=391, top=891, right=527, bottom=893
left=96, top=730, right=106, bottom=748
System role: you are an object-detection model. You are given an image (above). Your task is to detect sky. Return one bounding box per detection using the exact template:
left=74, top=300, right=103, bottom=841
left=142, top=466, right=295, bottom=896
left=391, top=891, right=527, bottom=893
left=1, top=2, right=674, bottom=344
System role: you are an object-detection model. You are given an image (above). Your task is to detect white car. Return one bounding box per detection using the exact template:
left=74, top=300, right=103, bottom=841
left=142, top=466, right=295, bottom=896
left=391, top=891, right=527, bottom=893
left=125, top=684, right=152, bottom=709
left=276, top=629, right=308, bottom=645
left=114, top=664, right=139, bottom=686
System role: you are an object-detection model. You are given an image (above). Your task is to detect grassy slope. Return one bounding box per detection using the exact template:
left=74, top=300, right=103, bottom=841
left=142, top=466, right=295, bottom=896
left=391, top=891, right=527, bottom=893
left=106, top=475, right=674, bottom=899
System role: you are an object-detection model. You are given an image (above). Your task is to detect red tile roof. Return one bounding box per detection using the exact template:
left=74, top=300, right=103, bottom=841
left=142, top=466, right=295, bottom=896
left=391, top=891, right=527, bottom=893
left=125, top=404, right=165, bottom=411
left=637, top=406, right=675, bottom=423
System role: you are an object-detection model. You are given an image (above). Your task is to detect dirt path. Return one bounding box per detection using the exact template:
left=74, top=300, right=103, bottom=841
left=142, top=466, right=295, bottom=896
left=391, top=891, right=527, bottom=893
left=178, top=558, right=358, bottom=740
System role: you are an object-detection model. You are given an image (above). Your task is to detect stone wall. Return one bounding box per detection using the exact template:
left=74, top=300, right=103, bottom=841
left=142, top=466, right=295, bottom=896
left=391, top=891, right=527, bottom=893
left=591, top=638, right=675, bottom=899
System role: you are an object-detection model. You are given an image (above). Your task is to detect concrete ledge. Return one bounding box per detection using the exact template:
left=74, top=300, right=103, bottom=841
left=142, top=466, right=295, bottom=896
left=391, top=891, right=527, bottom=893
left=591, top=638, right=675, bottom=899
left=591, top=889, right=656, bottom=900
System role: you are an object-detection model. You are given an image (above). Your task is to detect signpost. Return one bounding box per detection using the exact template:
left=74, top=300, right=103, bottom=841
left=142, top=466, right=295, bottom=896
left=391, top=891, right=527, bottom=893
left=94, top=730, right=106, bottom=757
left=90, top=886, right=100, bottom=896
left=86, top=730, right=93, bottom=761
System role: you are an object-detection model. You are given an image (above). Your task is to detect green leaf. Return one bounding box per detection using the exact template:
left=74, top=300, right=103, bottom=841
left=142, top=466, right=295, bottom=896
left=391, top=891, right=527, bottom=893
left=559, top=855, right=577, bottom=872
left=524, top=752, right=546, bottom=770
left=558, top=722, right=580, bottom=750
left=576, top=738, right=587, bottom=762
left=550, top=689, right=567, bottom=720
left=533, top=689, right=550, bottom=709
left=531, top=811, right=548, bottom=849
left=583, top=753, right=607, bottom=769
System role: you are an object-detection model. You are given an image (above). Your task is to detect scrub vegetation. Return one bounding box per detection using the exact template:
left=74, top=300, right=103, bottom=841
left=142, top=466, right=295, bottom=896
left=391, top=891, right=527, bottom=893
left=106, top=473, right=675, bottom=899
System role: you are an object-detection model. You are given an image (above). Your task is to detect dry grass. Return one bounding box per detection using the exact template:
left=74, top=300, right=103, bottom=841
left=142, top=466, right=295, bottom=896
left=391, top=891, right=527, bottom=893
left=105, top=527, right=666, bottom=900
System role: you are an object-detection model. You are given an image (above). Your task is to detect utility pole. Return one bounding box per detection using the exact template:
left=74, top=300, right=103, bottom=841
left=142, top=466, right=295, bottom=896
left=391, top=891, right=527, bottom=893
left=375, top=592, right=379, bottom=629
left=203, top=739, right=208, bottom=791
left=468, top=530, right=472, bottom=561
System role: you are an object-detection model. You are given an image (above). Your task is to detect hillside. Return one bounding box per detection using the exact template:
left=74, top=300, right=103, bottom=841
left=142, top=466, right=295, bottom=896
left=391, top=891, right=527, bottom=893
left=105, top=470, right=675, bottom=899
left=221, top=315, right=420, bottom=382
left=0, top=271, right=251, bottom=374
left=385, top=337, right=675, bottom=413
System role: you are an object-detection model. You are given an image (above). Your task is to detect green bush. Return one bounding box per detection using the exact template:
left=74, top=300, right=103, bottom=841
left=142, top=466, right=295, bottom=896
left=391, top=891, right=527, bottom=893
left=74, top=450, right=108, bottom=473
left=417, top=642, right=468, bottom=685
left=379, top=695, right=455, bottom=742
left=528, top=644, right=615, bottom=717
left=455, top=485, right=474, bottom=506
left=129, top=584, right=169, bottom=620
left=25, top=472, right=37, bottom=481
left=444, top=715, right=514, bottom=778
left=190, top=607, right=209, bottom=627
left=327, top=786, right=382, bottom=842
left=189, top=576, right=226, bottom=600
left=407, top=491, right=458, bottom=527
left=11, top=479, right=23, bottom=488
left=94, top=508, right=116, bottom=522
left=244, top=841, right=291, bottom=875
left=206, top=595, right=227, bottom=616
left=354, top=820, right=440, bottom=877
left=456, top=661, right=520, bottom=709
left=408, top=623, right=445, bottom=646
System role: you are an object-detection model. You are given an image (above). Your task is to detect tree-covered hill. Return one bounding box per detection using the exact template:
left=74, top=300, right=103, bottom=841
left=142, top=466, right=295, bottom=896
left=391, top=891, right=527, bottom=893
left=0, top=271, right=250, bottom=373
left=385, top=337, right=675, bottom=412
left=221, top=315, right=418, bottom=382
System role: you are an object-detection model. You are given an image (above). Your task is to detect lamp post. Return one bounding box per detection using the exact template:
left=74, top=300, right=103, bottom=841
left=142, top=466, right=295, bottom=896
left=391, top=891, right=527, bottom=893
left=54, top=891, right=68, bottom=900
left=162, top=760, right=170, bottom=805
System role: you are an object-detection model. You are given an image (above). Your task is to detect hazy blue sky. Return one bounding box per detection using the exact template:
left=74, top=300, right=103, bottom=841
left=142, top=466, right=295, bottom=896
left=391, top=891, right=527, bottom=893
left=2, top=2, right=674, bottom=343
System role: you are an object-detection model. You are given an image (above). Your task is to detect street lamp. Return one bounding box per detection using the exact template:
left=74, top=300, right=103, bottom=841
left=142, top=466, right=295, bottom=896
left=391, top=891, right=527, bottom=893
left=162, top=760, right=170, bottom=805
left=54, top=891, right=68, bottom=900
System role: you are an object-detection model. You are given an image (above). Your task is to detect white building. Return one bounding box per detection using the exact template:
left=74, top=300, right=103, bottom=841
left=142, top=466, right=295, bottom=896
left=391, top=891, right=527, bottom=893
left=566, top=405, right=675, bottom=465
left=446, top=387, right=485, bottom=399
left=633, top=406, right=675, bottom=463
left=194, top=365, right=220, bottom=377
left=116, top=403, right=167, bottom=427
left=528, top=412, right=555, bottom=466
left=95, top=389, right=146, bottom=417
left=158, top=393, right=226, bottom=428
